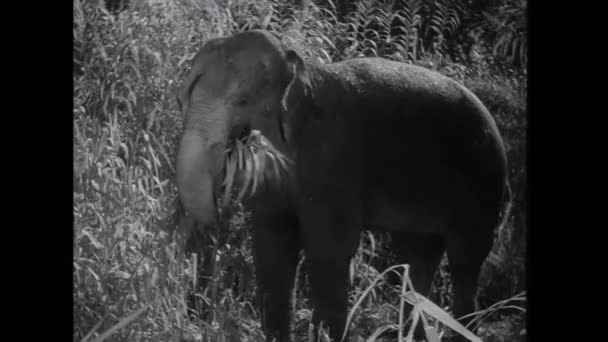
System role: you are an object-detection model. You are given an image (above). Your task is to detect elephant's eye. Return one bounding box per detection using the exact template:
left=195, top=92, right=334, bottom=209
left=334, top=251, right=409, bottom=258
left=237, top=97, right=249, bottom=106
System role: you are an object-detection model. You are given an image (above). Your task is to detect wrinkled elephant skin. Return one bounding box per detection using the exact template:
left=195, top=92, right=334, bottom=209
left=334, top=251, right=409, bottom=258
left=175, top=30, right=510, bottom=342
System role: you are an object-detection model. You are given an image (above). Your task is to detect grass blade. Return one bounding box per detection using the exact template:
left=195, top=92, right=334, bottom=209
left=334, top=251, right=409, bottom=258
left=191, top=252, right=198, bottom=288
left=398, top=265, right=411, bottom=342
left=365, top=324, right=398, bottom=342
left=420, top=312, right=442, bottom=342
left=256, top=145, right=267, bottom=184
left=341, top=264, right=406, bottom=342
left=402, top=291, right=482, bottom=342
left=80, top=316, right=105, bottom=342
left=90, top=305, right=149, bottom=342
left=250, top=146, right=259, bottom=196
left=237, top=139, right=245, bottom=170
left=266, top=152, right=282, bottom=181
left=236, top=151, right=252, bottom=202
left=222, top=151, right=237, bottom=207
left=405, top=304, right=421, bottom=342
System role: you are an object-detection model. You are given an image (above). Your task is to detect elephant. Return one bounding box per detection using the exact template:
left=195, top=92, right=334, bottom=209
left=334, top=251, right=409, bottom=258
left=175, top=29, right=511, bottom=342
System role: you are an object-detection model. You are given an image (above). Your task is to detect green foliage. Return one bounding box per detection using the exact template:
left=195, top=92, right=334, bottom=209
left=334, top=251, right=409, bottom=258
left=466, top=74, right=527, bottom=309
left=472, top=0, right=528, bottom=67
left=74, top=0, right=527, bottom=341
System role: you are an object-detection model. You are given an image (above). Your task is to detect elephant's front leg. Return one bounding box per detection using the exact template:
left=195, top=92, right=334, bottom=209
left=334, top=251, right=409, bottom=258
left=307, top=253, right=353, bottom=341
left=300, top=202, right=362, bottom=342
left=252, top=213, right=301, bottom=342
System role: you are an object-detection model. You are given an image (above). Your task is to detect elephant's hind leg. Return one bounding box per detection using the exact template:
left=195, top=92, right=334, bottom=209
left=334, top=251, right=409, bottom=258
left=252, top=214, right=301, bottom=342
left=306, top=254, right=352, bottom=340
left=445, top=218, right=495, bottom=340
left=389, top=232, right=445, bottom=297
left=387, top=232, right=445, bottom=339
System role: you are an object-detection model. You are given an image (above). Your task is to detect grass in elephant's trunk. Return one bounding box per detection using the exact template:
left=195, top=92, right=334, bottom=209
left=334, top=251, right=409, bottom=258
left=219, top=130, right=291, bottom=208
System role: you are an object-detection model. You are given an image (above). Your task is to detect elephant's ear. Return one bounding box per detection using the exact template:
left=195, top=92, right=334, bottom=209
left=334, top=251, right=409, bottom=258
left=176, top=74, right=195, bottom=116
left=175, top=86, right=185, bottom=114
left=279, top=49, right=311, bottom=144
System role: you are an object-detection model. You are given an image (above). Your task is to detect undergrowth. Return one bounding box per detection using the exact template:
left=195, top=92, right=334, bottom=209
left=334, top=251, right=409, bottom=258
left=74, top=1, right=527, bottom=341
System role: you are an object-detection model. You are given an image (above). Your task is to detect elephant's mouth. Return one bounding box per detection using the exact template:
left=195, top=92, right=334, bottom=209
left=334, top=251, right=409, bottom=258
left=218, top=130, right=290, bottom=208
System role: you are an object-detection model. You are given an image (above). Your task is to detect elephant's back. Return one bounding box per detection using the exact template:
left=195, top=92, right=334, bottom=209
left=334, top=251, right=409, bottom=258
left=324, top=58, right=508, bottom=219
left=325, top=58, right=501, bottom=141
left=330, top=58, right=466, bottom=103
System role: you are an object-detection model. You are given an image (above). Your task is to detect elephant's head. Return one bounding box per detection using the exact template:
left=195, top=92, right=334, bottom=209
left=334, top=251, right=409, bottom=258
left=175, top=30, right=311, bottom=227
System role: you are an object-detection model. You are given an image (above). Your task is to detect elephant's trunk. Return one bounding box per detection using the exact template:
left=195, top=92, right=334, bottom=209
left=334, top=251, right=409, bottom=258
left=176, top=129, right=225, bottom=228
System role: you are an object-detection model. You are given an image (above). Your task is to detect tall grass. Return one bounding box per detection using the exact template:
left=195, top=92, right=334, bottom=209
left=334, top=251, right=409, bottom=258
left=73, top=1, right=527, bottom=341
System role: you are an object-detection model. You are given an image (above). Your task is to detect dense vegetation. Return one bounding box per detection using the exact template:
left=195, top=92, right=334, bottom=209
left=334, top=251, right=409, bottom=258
left=73, top=0, right=527, bottom=341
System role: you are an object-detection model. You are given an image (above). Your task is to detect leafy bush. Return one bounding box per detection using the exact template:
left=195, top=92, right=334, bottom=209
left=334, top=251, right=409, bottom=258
left=74, top=0, right=526, bottom=341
